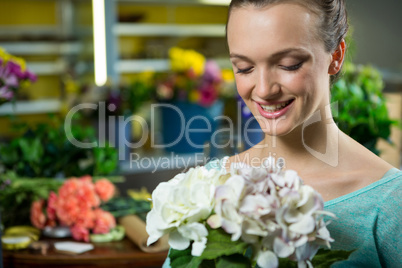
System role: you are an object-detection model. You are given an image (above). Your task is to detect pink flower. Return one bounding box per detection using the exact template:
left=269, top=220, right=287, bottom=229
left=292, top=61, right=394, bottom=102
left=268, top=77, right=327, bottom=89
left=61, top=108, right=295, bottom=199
left=46, top=191, right=58, bottom=221
left=30, top=200, right=46, bottom=229
left=79, top=175, right=92, bottom=182
left=71, top=224, right=90, bottom=242
left=56, top=196, right=80, bottom=226
left=0, top=87, right=14, bottom=101
left=34, top=176, right=117, bottom=242
left=55, top=177, right=101, bottom=227
left=75, top=207, right=95, bottom=229
left=203, top=60, right=222, bottom=84
left=199, top=85, right=218, bottom=107
left=79, top=178, right=100, bottom=208
left=93, top=209, right=116, bottom=234
left=95, top=179, right=115, bottom=202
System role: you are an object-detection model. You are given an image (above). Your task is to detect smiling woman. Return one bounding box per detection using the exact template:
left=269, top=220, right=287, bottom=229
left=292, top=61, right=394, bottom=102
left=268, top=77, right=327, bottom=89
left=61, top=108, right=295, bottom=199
left=160, top=0, right=401, bottom=267
left=227, top=2, right=341, bottom=137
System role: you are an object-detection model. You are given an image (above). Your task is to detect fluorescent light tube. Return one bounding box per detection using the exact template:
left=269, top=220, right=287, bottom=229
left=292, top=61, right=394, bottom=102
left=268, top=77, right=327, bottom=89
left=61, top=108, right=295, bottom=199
left=92, top=0, right=107, bottom=86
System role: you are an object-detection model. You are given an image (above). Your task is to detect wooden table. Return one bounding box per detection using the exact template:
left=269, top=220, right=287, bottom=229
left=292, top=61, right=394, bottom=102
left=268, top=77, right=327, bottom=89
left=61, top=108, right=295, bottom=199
left=3, top=237, right=168, bottom=268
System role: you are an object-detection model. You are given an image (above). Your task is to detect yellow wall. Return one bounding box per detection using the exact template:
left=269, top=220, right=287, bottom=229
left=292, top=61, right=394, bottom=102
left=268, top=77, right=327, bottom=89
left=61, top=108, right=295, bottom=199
left=118, top=5, right=228, bottom=24
left=0, top=0, right=57, bottom=25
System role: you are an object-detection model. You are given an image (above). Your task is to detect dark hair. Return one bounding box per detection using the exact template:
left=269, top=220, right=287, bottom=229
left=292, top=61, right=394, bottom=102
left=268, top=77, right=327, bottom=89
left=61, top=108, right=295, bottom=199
left=227, top=0, right=349, bottom=81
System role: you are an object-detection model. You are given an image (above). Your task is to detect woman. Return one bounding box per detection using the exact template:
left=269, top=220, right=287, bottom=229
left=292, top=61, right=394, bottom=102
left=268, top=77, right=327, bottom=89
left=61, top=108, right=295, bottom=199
left=163, top=0, right=401, bottom=266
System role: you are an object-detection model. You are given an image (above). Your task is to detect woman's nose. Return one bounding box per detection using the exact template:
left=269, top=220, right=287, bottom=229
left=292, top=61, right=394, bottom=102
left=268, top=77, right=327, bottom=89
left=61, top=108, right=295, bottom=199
left=255, top=70, right=281, bottom=99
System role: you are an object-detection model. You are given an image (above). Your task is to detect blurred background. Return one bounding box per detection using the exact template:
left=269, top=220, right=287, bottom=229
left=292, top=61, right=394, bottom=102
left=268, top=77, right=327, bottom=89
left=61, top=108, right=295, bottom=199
left=0, top=0, right=401, bottom=199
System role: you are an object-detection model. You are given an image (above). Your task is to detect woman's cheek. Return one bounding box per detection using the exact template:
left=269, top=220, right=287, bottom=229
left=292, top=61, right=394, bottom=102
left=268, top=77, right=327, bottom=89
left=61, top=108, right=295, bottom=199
left=279, top=72, right=309, bottom=95
left=235, top=77, right=253, bottom=99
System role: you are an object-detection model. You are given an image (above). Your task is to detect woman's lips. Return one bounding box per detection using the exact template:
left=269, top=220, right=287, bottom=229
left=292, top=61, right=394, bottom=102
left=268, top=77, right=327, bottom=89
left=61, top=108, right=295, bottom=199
left=255, top=99, right=295, bottom=119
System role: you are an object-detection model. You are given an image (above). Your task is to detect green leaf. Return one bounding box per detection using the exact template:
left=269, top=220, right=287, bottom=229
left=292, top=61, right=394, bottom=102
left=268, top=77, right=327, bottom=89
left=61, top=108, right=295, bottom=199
left=169, top=228, right=249, bottom=268
left=19, top=137, right=43, bottom=163
left=169, top=248, right=203, bottom=268
left=311, top=249, right=355, bottom=268
left=278, top=258, right=298, bottom=268
left=216, top=254, right=251, bottom=268
left=200, top=228, right=248, bottom=260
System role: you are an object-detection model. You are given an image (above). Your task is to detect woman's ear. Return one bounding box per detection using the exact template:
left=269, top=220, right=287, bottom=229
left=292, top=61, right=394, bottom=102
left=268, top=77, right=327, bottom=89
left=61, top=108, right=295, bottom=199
left=328, top=39, right=346, bottom=75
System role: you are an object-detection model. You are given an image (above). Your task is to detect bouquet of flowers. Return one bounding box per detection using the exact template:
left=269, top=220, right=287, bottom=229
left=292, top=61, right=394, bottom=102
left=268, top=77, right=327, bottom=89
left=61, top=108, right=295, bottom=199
left=155, top=47, right=234, bottom=107
left=0, top=47, right=36, bottom=105
left=30, top=175, right=117, bottom=242
left=146, top=158, right=351, bottom=267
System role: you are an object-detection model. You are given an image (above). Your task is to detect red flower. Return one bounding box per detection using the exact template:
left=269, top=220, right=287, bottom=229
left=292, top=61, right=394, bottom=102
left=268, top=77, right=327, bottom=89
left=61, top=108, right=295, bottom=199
left=71, top=224, right=90, bottom=242
left=46, top=191, right=58, bottom=221
left=95, top=179, right=115, bottom=202
left=29, top=175, right=117, bottom=242
left=75, top=207, right=95, bottom=229
left=93, top=209, right=116, bottom=234
left=30, top=200, right=46, bottom=229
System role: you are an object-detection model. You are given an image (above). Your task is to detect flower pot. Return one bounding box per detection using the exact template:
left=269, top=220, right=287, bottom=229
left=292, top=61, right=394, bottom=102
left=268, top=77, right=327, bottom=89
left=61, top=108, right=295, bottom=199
left=160, top=101, right=223, bottom=154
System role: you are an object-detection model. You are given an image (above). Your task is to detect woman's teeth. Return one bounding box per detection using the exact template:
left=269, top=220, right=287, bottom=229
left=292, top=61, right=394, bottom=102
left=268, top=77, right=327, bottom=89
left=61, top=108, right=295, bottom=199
left=260, top=100, right=292, bottom=112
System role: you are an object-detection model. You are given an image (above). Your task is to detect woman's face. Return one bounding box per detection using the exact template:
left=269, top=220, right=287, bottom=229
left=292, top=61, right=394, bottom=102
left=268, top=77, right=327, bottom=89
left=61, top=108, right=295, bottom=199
left=227, top=3, right=333, bottom=136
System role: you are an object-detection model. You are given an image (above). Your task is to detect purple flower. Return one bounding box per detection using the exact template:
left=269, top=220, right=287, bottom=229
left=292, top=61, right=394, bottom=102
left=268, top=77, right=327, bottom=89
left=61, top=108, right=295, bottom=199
left=24, top=69, right=37, bottom=82
left=199, top=84, right=217, bottom=107
left=0, top=87, right=14, bottom=100
left=203, top=60, right=222, bottom=84
left=6, top=61, right=24, bottom=79
left=0, top=61, right=20, bottom=88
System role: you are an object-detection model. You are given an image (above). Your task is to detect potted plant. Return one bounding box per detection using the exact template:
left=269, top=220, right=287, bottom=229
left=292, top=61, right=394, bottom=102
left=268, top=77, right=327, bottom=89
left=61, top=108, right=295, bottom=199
left=331, top=61, right=399, bottom=155
left=154, top=47, right=233, bottom=154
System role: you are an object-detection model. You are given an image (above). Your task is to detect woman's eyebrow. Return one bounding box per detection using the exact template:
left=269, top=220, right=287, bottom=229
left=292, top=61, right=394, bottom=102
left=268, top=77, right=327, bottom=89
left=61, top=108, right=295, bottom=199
left=230, top=47, right=309, bottom=61
left=229, top=53, right=252, bottom=62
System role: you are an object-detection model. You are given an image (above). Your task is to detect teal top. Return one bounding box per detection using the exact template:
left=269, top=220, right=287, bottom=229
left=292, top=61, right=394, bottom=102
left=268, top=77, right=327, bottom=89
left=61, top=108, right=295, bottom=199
left=162, top=159, right=402, bottom=267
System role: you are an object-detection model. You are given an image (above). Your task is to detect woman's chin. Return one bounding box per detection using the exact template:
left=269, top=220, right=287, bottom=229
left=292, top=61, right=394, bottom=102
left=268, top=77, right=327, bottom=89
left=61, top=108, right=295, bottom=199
left=256, top=118, right=296, bottom=137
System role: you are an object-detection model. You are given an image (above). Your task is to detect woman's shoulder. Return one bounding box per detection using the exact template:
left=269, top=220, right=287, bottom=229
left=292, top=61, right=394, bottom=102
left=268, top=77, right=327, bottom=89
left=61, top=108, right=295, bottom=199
left=325, top=167, right=401, bottom=208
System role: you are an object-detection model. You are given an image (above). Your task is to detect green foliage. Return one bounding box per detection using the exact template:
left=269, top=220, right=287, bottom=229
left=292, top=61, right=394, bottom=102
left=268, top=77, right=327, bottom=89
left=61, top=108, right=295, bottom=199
left=0, top=116, right=118, bottom=178
left=170, top=248, right=204, bottom=268
left=310, top=249, right=355, bottom=268
left=169, top=227, right=354, bottom=268
left=125, top=79, right=155, bottom=115
left=169, top=227, right=250, bottom=268
left=216, top=254, right=252, bottom=268
left=277, top=249, right=354, bottom=268
left=0, top=171, right=63, bottom=228
left=107, top=78, right=155, bottom=116
left=100, top=197, right=152, bottom=221
left=331, top=62, right=399, bottom=155
left=200, top=228, right=249, bottom=260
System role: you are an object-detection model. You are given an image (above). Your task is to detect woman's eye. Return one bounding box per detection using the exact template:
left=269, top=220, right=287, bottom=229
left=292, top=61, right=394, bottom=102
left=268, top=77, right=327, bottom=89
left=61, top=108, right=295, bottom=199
left=236, top=67, right=253, bottom=74
left=281, top=62, right=303, bottom=71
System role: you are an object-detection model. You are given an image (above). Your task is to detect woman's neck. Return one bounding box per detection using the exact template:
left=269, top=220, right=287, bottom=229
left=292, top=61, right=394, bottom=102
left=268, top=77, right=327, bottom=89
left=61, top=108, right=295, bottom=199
left=256, top=117, right=341, bottom=171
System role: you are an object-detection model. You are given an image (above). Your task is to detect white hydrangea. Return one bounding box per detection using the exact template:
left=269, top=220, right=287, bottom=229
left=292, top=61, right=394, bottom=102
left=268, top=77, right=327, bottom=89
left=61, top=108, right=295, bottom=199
left=146, top=166, right=225, bottom=256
